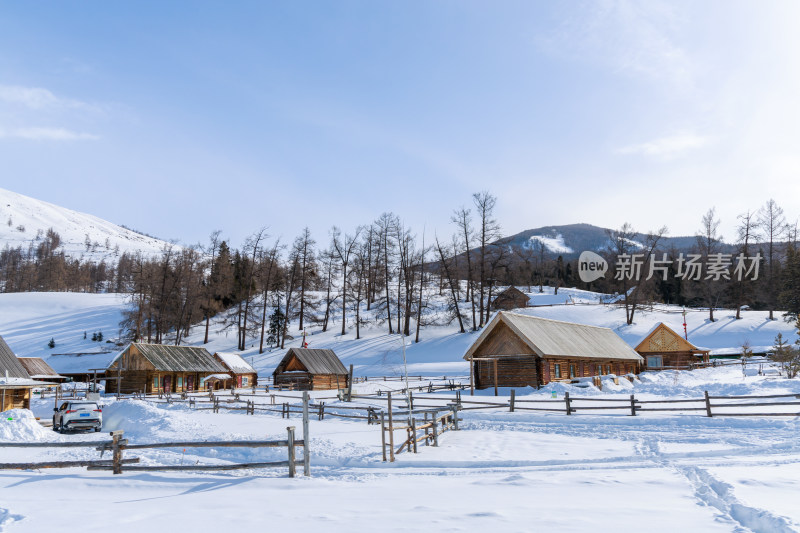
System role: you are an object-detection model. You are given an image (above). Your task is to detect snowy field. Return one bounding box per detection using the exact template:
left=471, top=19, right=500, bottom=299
left=2, top=290, right=800, bottom=532
left=2, top=363, right=800, bottom=532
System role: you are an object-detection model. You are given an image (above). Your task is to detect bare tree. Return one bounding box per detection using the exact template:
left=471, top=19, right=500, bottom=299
left=332, top=226, right=362, bottom=336
left=452, top=206, right=477, bottom=330
left=757, top=199, right=787, bottom=320
left=473, top=191, right=501, bottom=327
left=436, top=235, right=465, bottom=333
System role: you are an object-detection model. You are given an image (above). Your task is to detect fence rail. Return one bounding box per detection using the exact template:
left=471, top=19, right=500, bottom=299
left=2, top=392, right=313, bottom=477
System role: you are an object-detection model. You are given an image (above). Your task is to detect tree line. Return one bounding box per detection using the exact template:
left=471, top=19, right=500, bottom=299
left=2, top=195, right=800, bottom=347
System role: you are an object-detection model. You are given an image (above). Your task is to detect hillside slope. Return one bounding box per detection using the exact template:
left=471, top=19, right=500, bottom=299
left=0, top=187, right=173, bottom=262
left=0, top=288, right=796, bottom=379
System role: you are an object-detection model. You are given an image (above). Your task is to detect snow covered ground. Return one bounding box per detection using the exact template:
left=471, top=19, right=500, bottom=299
left=2, top=290, right=799, bottom=531
left=2, top=363, right=800, bottom=532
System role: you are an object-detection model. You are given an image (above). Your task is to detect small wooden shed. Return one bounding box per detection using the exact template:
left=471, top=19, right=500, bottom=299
left=463, top=311, right=643, bottom=391
left=635, top=323, right=710, bottom=370
left=1, top=334, right=44, bottom=411
left=106, top=343, right=228, bottom=394
left=18, top=357, right=66, bottom=382
left=213, top=352, right=258, bottom=388
left=272, top=348, right=349, bottom=390
left=492, top=287, right=530, bottom=311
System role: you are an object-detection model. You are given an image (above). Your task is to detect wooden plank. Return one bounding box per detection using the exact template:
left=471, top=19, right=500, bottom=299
left=88, top=460, right=299, bottom=472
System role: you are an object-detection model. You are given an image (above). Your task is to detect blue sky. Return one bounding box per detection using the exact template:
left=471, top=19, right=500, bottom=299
left=1, top=1, right=799, bottom=248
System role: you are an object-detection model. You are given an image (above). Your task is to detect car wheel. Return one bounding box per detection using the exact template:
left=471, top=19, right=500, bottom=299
left=94, top=426, right=100, bottom=432
left=52, top=417, right=58, bottom=431
left=59, top=421, right=66, bottom=434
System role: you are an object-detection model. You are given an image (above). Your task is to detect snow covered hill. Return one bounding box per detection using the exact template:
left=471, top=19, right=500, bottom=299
left=0, top=187, right=173, bottom=262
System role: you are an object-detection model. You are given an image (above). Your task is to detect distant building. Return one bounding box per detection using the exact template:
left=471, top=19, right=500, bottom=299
left=106, top=343, right=227, bottom=394
left=491, top=286, right=530, bottom=311
left=272, top=348, right=349, bottom=390
left=212, top=352, right=258, bottom=389
left=635, top=323, right=710, bottom=370
left=463, top=311, right=643, bottom=390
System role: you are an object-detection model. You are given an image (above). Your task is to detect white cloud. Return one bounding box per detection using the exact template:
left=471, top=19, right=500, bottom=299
left=0, top=84, right=93, bottom=110
left=0, top=127, right=99, bottom=141
left=617, top=133, right=709, bottom=157
left=545, top=0, right=693, bottom=90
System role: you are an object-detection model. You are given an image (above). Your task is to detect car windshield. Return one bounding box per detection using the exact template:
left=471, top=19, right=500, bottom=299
left=69, top=403, right=98, bottom=410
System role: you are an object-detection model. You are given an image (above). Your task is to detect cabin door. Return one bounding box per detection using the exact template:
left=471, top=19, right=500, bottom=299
left=163, top=375, right=172, bottom=394
left=237, top=375, right=242, bottom=388
left=187, top=375, right=195, bottom=392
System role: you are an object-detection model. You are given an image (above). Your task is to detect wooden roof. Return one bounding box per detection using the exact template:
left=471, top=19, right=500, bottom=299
left=273, top=348, right=348, bottom=376
left=464, top=311, right=643, bottom=362
left=0, top=334, right=29, bottom=379
left=17, top=357, right=63, bottom=379
left=125, top=343, right=227, bottom=373
left=494, top=286, right=528, bottom=300
left=214, top=352, right=257, bottom=375
left=634, top=323, right=708, bottom=354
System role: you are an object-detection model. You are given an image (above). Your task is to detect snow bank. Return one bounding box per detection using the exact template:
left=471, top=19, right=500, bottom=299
left=0, top=409, right=50, bottom=441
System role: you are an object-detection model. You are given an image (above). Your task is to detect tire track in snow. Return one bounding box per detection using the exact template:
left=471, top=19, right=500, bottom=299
left=638, top=437, right=799, bottom=533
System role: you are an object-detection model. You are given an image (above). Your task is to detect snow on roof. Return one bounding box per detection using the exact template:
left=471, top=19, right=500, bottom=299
left=205, top=373, right=233, bottom=381
left=464, top=311, right=643, bottom=362
left=214, top=352, right=256, bottom=374
left=43, top=351, right=121, bottom=375
left=0, top=376, right=55, bottom=388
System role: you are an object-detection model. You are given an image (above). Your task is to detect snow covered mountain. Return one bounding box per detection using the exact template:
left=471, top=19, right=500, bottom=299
left=0, top=187, right=173, bottom=262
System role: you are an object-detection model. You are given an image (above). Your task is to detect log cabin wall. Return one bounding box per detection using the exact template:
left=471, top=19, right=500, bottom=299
left=474, top=357, right=539, bottom=388
left=0, top=388, right=30, bottom=411
left=472, top=322, right=537, bottom=358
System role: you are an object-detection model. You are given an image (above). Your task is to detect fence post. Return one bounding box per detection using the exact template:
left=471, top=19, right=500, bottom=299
left=565, top=391, right=572, bottom=415
left=704, top=390, right=713, bottom=417
left=387, top=392, right=395, bottom=462
left=629, top=394, right=636, bottom=416
left=110, top=430, right=124, bottom=475
left=510, top=389, right=516, bottom=412
left=346, top=364, right=354, bottom=402
left=411, top=418, right=418, bottom=453
left=286, top=426, right=296, bottom=478
left=431, top=415, right=439, bottom=447
left=380, top=411, right=387, bottom=462
left=409, top=391, right=414, bottom=411
left=451, top=404, right=460, bottom=430
left=302, top=391, right=310, bottom=477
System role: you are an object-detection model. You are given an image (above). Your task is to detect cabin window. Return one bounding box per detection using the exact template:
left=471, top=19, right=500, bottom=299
left=153, top=376, right=159, bottom=389
left=177, top=377, right=183, bottom=389
left=569, top=364, right=576, bottom=378
left=554, top=363, right=561, bottom=378
left=606, top=365, right=611, bottom=375
left=242, top=376, right=249, bottom=386
left=647, top=356, right=663, bottom=368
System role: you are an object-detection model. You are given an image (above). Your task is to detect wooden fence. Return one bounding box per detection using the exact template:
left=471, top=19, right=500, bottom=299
left=379, top=391, right=461, bottom=463
left=1, top=392, right=312, bottom=477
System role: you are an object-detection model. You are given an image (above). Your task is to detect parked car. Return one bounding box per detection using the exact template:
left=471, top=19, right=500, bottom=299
left=52, top=401, right=103, bottom=433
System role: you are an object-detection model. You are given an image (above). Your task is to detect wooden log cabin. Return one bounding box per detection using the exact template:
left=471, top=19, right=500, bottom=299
left=635, top=323, right=710, bottom=370
left=1, top=334, right=51, bottom=412
left=272, top=348, right=349, bottom=391
left=213, top=352, right=258, bottom=389
left=491, top=286, right=530, bottom=311
left=463, top=311, right=643, bottom=391
left=105, top=343, right=228, bottom=394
